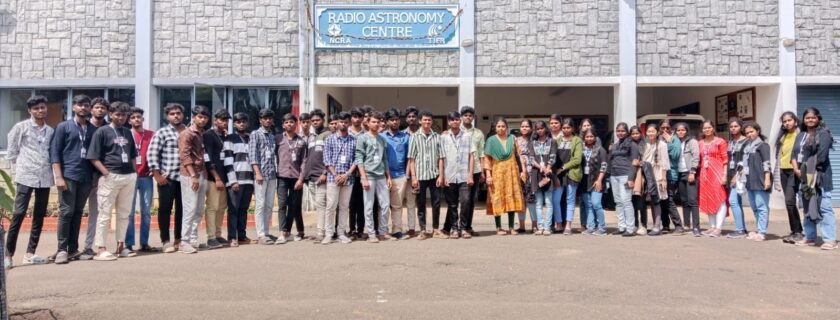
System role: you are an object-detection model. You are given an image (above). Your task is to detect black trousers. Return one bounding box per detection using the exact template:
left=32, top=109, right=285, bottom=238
left=277, top=177, right=304, bottom=233
left=57, top=179, right=92, bottom=253
left=227, top=184, right=254, bottom=241
left=443, top=182, right=471, bottom=232
left=417, top=179, right=441, bottom=231
left=464, top=173, right=481, bottom=231
left=349, top=176, right=364, bottom=234
left=6, top=184, right=50, bottom=256
left=157, top=179, right=183, bottom=243
left=780, top=169, right=804, bottom=234
left=660, top=179, right=683, bottom=229
left=632, top=195, right=647, bottom=228
left=678, top=172, right=700, bottom=230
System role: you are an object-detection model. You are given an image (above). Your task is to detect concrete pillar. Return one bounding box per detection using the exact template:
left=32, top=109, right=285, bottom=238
left=458, top=0, right=475, bottom=111
left=614, top=0, right=637, bottom=131
left=135, top=0, right=155, bottom=128
left=299, top=0, right=315, bottom=112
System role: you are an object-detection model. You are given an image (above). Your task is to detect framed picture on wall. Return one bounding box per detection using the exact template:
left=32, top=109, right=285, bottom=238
left=736, top=90, right=755, bottom=119
left=716, top=96, right=729, bottom=124
left=432, top=116, right=447, bottom=133
left=327, top=94, right=343, bottom=116
left=715, top=87, right=756, bottom=127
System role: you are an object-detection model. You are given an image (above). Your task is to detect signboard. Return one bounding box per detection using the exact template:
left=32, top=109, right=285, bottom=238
left=314, top=4, right=460, bottom=49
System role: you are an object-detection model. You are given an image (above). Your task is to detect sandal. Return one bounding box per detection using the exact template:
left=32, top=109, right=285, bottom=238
left=93, top=251, right=117, bottom=261
left=746, top=231, right=757, bottom=240
left=139, top=245, right=157, bottom=253
left=496, top=229, right=507, bottom=236
left=119, top=248, right=137, bottom=258
left=821, top=242, right=838, bottom=250
left=230, top=239, right=240, bottom=247
left=752, top=233, right=766, bottom=242
left=509, top=229, right=517, bottom=235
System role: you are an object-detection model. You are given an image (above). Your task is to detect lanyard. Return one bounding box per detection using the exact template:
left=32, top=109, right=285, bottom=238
left=111, top=126, right=126, bottom=154
left=284, top=133, right=297, bottom=152
left=449, top=132, right=462, bottom=154
left=135, top=130, right=145, bottom=151
left=76, top=120, right=87, bottom=144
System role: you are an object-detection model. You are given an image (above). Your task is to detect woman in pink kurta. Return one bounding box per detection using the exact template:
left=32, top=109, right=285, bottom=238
left=698, top=121, right=729, bottom=237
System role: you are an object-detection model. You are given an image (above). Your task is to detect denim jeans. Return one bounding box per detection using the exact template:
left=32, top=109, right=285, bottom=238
left=534, top=188, right=553, bottom=231
left=6, top=184, right=49, bottom=256
left=552, top=182, right=578, bottom=224
left=729, top=187, right=746, bottom=232
left=610, top=175, right=635, bottom=232
left=803, top=188, right=836, bottom=242
left=747, top=189, right=769, bottom=234
left=126, top=176, right=153, bottom=247
left=363, top=177, right=391, bottom=236
left=582, top=191, right=606, bottom=231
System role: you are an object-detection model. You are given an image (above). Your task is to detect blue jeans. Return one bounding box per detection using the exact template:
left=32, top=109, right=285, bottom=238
left=126, top=176, right=153, bottom=247
left=534, top=188, right=553, bottom=230
left=804, top=189, right=836, bottom=242
left=519, top=204, right=538, bottom=224
left=582, top=191, right=605, bottom=231
left=729, top=187, right=746, bottom=232
left=552, top=182, right=578, bottom=224
left=610, top=175, right=635, bottom=232
left=747, top=190, right=769, bottom=234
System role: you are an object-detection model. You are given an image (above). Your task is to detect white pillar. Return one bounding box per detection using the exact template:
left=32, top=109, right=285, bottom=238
left=767, top=0, right=798, bottom=209
left=458, top=0, right=475, bottom=111
left=135, top=0, right=155, bottom=128
left=614, top=0, right=637, bottom=131
left=299, top=0, right=315, bottom=113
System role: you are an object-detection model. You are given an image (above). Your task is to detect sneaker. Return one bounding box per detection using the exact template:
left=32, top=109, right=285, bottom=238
left=536, top=229, right=546, bottom=236
left=563, top=228, right=572, bottom=235
left=636, top=227, right=647, bottom=236
left=294, top=234, right=304, bottom=242
left=207, top=239, right=223, bottom=250
left=79, top=248, right=96, bottom=260
left=3, top=256, right=12, bottom=269
left=54, top=251, right=69, bottom=264
left=321, top=236, right=332, bottom=245
left=162, top=242, right=176, bottom=253
left=179, top=242, right=198, bottom=254
left=338, top=234, right=352, bottom=244
left=273, top=236, right=287, bottom=245
left=622, top=231, right=636, bottom=237
left=312, top=234, right=325, bottom=242
left=790, top=233, right=805, bottom=243
left=612, top=229, right=626, bottom=236
left=781, top=233, right=796, bottom=244
left=692, top=228, right=702, bottom=237
left=647, top=229, right=662, bottom=236
left=542, top=229, right=551, bottom=236
left=118, top=248, right=137, bottom=258
left=417, top=232, right=430, bottom=240
left=726, top=230, right=747, bottom=239
left=407, top=230, right=417, bottom=238
left=673, top=227, right=686, bottom=235
left=238, top=237, right=253, bottom=245
left=465, top=229, right=479, bottom=237
left=382, top=234, right=397, bottom=241
left=215, top=237, right=230, bottom=246
left=593, top=229, right=607, bottom=236
left=267, top=234, right=279, bottom=241
left=190, top=241, right=202, bottom=250
left=795, top=239, right=817, bottom=247
left=259, top=237, right=275, bottom=245
left=582, top=229, right=594, bottom=235
left=367, top=236, right=380, bottom=243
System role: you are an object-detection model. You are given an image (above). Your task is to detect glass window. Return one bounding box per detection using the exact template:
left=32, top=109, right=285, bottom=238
left=232, top=88, right=268, bottom=133
left=34, top=89, right=68, bottom=128
left=0, top=89, right=33, bottom=150
left=159, top=87, right=192, bottom=128
left=72, top=89, right=106, bottom=100
left=269, top=89, right=296, bottom=132
left=108, top=88, right=135, bottom=106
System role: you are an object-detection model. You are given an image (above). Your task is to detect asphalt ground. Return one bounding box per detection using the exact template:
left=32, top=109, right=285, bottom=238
left=4, top=209, right=840, bottom=319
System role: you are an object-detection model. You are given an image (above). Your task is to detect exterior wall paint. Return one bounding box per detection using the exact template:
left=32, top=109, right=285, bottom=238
left=153, top=0, right=299, bottom=78
left=474, top=0, right=620, bottom=77
left=795, top=0, right=840, bottom=76
left=636, top=0, right=779, bottom=76
left=0, top=0, right=135, bottom=79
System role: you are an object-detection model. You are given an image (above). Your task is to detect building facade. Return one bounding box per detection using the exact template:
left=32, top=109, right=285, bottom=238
left=1, top=0, right=839, bottom=204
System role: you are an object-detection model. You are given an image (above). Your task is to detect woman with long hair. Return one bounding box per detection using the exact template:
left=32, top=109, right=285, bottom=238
left=580, top=129, right=608, bottom=235
left=629, top=126, right=648, bottom=234
left=528, top=121, right=557, bottom=235
left=607, top=122, right=639, bottom=236
left=516, top=119, right=537, bottom=233
left=674, top=122, right=701, bottom=236
left=579, top=118, right=602, bottom=150
left=738, top=122, right=772, bottom=241
left=795, top=107, right=837, bottom=250
left=484, top=117, right=525, bottom=235
left=726, top=117, right=749, bottom=238
left=698, top=120, right=729, bottom=237
left=553, top=117, right=583, bottom=234
left=774, top=111, right=805, bottom=243
left=639, top=123, right=670, bottom=236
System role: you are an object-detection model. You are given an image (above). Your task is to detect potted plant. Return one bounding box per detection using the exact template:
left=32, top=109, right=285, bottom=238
left=0, top=168, right=14, bottom=320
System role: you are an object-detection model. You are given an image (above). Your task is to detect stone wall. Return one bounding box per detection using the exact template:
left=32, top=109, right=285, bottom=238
left=153, top=0, right=299, bottom=78
left=0, top=0, right=135, bottom=80
left=795, top=0, right=840, bottom=76
left=314, top=0, right=458, bottom=78
left=636, top=0, right=779, bottom=76
left=474, top=0, right=619, bottom=77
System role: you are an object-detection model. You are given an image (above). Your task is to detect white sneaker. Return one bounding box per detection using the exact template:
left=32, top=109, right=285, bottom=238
left=321, top=236, right=332, bottom=245
left=338, top=235, right=352, bottom=244
left=274, top=236, right=288, bottom=245
left=179, top=243, right=197, bottom=254
left=4, top=256, right=12, bottom=270
left=636, top=227, right=647, bottom=236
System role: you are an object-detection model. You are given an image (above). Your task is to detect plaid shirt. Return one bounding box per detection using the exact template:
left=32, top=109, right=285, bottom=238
left=147, top=124, right=182, bottom=181
left=249, top=127, right=277, bottom=179
left=323, top=133, right=356, bottom=185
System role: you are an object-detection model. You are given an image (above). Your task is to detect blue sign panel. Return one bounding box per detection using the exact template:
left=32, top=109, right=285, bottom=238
left=314, top=4, right=460, bottom=49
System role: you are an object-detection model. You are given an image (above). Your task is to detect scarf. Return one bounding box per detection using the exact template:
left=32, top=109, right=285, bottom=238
left=485, top=134, right=514, bottom=161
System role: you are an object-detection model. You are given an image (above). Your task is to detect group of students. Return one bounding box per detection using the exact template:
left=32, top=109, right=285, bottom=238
left=3, top=95, right=837, bottom=269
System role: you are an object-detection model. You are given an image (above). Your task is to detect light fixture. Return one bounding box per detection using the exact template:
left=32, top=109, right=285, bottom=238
left=461, top=39, right=474, bottom=48
left=781, top=38, right=795, bottom=47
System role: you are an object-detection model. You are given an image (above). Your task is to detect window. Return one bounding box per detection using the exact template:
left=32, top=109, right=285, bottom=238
left=108, top=89, right=136, bottom=106
left=157, top=86, right=297, bottom=131
left=0, top=89, right=36, bottom=150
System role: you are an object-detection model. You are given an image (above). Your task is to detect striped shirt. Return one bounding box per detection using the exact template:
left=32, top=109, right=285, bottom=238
left=147, top=124, right=182, bottom=181
left=5, top=119, right=54, bottom=188
left=408, top=130, right=444, bottom=181
left=224, top=133, right=254, bottom=186
left=249, top=127, right=277, bottom=179
left=323, top=133, right=356, bottom=185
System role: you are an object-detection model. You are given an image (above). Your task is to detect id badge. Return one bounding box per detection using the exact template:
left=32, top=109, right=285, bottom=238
left=292, top=153, right=297, bottom=162
left=729, top=160, right=735, bottom=169
left=135, top=156, right=142, bottom=165
left=121, top=152, right=129, bottom=163
left=339, top=155, right=348, bottom=164
left=220, top=152, right=226, bottom=159
left=80, top=147, right=86, bottom=158
left=797, top=153, right=803, bottom=163
left=584, top=166, right=590, bottom=175
left=373, top=155, right=380, bottom=163
left=203, top=153, right=210, bottom=162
